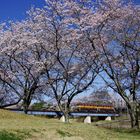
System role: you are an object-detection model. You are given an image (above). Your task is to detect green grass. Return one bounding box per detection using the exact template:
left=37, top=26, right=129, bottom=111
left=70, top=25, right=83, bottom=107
left=0, top=109, right=140, bottom=140
left=0, top=131, right=22, bottom=140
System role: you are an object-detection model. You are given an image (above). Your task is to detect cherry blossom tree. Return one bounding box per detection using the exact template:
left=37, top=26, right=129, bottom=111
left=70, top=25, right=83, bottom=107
left=67, top=0, right=140, bottom=128
left=94, top=1, right=140, bottom=128
left=32, top=0, right=101, bottom=122
left=0, top=19, right=50, bottom=113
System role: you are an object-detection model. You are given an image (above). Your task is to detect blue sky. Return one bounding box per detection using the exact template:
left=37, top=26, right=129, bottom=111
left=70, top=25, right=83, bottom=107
left=0, top=0, right=46, bottom=22
left=0, top=0, right=140, bottom=23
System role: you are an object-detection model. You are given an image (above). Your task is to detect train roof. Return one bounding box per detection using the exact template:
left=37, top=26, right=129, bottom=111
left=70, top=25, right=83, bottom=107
left=75, top=102, right=114, bottom=107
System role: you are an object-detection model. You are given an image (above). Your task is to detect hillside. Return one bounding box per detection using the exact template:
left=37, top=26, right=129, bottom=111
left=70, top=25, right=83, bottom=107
left=0, top=110, right=140, bottom=140
left=0, top=109, right=31, bottom=119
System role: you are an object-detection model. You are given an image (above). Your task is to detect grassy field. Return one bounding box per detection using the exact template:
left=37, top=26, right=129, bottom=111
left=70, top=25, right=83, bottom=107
left=0, top=110, right=140, bottom=140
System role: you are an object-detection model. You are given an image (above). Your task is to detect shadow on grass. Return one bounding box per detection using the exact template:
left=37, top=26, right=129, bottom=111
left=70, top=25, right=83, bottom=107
left=57, top=129, right=73, bottom=137
left=0, top=130, right=32, bottom=140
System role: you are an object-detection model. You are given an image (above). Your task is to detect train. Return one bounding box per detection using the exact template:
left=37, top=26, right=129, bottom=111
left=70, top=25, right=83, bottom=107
left=74, top=103, right=116, bottom=114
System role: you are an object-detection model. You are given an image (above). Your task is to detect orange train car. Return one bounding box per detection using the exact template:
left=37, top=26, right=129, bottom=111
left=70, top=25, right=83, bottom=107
left=75, top=103, right=115, bottom=113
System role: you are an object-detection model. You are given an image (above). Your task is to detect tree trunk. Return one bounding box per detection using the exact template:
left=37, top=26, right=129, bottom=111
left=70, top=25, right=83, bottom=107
left=63, top=111, right=69, bottom=123
left=64, top=102, right=70, bottom=123
left=58, top=102, right=70, bottom=123
left=22, top=97, right=30, bottom=114
left=23, top=104, right=28, bottom=114
left=127, top=103, right=139, bottom=129
left=22, top=90, right=32, bottom=114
